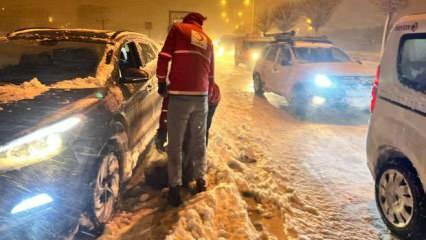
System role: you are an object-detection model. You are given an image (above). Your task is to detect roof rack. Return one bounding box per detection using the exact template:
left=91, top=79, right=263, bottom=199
left=265, top=31, right=333, bottom=44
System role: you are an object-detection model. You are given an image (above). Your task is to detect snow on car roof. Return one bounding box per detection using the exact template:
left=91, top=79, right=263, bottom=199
left=398, top=13, right=426, bottom=23
left=292, top=41, right=334, bottom=48
left=6, top=28, right=147, bottom=43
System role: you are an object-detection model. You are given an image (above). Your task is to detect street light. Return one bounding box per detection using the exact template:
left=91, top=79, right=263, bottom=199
left=221, top=0, right=227, bottom=6
left=48, top=17, right=54, bottom=23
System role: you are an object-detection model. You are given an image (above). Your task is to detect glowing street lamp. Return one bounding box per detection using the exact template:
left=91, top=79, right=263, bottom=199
left=48, top=16, right=54, bottom=23
left=238, top=11, right=243, bottom=17
left=306, top=18, right=312, bottom=25
left=244, top=0, right=250, bottom=6
left=221, top=11, right=227, bottom=18
left=221, top=0, right=227, bottom=6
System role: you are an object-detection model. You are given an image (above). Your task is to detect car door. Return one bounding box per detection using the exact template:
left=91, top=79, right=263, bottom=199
left=133, top=39, right=162, bottom=147
left=116, top=40, right=151, bottom=148
left=260, top=45, right=279, bottom=90
left=270, top=45, right=294, bottom=97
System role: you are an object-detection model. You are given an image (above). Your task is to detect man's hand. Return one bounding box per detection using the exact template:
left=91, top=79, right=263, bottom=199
left=158, top=82, right=168, bottom=97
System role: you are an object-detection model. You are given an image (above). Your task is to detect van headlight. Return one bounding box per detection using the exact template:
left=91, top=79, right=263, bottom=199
left=0, top=116, right=82, bottom=171
left=314, top=74, right=333, bottom=88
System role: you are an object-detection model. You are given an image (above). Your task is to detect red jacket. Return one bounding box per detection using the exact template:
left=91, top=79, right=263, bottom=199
left=156, top=22, right=214, bottom=96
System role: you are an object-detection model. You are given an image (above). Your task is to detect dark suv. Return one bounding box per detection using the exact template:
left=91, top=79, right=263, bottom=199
left=0, top=28, right=162, bottom=239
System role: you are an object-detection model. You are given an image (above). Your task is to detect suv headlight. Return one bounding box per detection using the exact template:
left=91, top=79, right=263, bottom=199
left=251, top=51, right=260, bottom=62
left=0, top=116, right=82, bottom=171
left=314, top=74, right=333, bottom=88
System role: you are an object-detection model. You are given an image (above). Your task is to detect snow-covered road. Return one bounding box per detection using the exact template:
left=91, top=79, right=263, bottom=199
left=212, top=59, right=394, bottom=240
left=100, top=59, right=395, bottom=240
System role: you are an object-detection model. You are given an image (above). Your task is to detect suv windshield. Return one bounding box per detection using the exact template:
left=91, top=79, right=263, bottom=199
left=0, top=40, right=106, bottom=85
left=294, top=47, right=351, bottom=63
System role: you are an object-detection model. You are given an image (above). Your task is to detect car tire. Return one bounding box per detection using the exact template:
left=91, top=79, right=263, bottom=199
left=289, top=86, right=309, bottom=119
left=375, top=161, right=426, bottom=239
left=253, top=74, right=265, bottom=96
left=83, top=147, right=122, bottom=237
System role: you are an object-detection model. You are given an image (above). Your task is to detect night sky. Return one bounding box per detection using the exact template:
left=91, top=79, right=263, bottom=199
left=0, top=0, right=425, bottom=39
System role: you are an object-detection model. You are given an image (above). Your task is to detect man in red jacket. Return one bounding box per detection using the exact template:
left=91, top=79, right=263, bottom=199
left=157, top=12, right=214, bottom=206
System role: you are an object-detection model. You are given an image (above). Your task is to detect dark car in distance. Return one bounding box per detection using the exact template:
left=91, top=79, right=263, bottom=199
left=0, top=28, right=162, bottom=239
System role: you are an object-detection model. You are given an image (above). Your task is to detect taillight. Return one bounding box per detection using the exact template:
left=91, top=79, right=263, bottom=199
left=370, top=65, right=380, bottom=112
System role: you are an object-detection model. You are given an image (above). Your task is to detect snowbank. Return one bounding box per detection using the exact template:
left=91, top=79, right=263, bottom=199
left=165, top=184, right=258, bottom=240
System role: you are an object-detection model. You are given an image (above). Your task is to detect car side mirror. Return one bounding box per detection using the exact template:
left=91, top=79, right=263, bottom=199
left=121, top=68, right=150, bottom=84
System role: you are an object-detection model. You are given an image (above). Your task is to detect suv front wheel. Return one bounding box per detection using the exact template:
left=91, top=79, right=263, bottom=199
left=375, top=161, right=426, bottom=239
left=253, top=74, right=264, bottom=96
left=289, top=85, right=310, bottom=119
left=83, top=149, right=122, bottom=236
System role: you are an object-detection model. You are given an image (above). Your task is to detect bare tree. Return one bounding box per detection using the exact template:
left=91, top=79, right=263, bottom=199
left=370, top=0, right=409, bottom=55
left=274, top=1, right=301, bottom=33
left=301, top=0, right=342, bottom=33
left=256, top=10, right=274, bottom=35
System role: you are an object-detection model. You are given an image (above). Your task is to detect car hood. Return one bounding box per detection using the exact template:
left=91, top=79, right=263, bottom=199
left=296, top=62, right=376, bottom=77
left=0, top=88, right=103, bottom=145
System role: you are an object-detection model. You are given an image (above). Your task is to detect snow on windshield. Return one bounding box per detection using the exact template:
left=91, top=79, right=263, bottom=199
left=0, top=78, right=49, bottom=104
left=0, top=40, right=106, bottom=85
left=0, top=41, right=115, bottom=103
left=294, top=47, right=351, bottom=63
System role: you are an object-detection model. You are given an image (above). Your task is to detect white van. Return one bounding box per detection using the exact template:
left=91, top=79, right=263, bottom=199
left=367, top=13, right=426, bottom=239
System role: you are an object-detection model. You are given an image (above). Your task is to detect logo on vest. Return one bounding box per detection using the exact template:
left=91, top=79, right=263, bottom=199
left=191, top=30, right=208, bottom=50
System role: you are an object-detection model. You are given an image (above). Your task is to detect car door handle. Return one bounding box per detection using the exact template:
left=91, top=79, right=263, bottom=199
left=146, top=84, right=154, bottom=93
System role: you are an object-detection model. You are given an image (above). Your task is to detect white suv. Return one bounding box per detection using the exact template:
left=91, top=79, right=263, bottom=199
left=367, top=14, right=426, bottom=239
left=253, top=37, right=375, bottom=116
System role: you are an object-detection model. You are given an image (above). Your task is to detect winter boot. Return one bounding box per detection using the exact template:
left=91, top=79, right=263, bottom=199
left=182, top=177, right=193, bottom=189
left=168, top=186, right=182, bottom=207
left=195, top=178, right=207, bottom=194
left=155, top=128, right=167, bottom=152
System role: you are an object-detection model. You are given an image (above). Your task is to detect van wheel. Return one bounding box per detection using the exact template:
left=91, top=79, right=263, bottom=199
left=375, top=162, right=426, bottom=239
left=253, top=74, right=264, bottom=96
